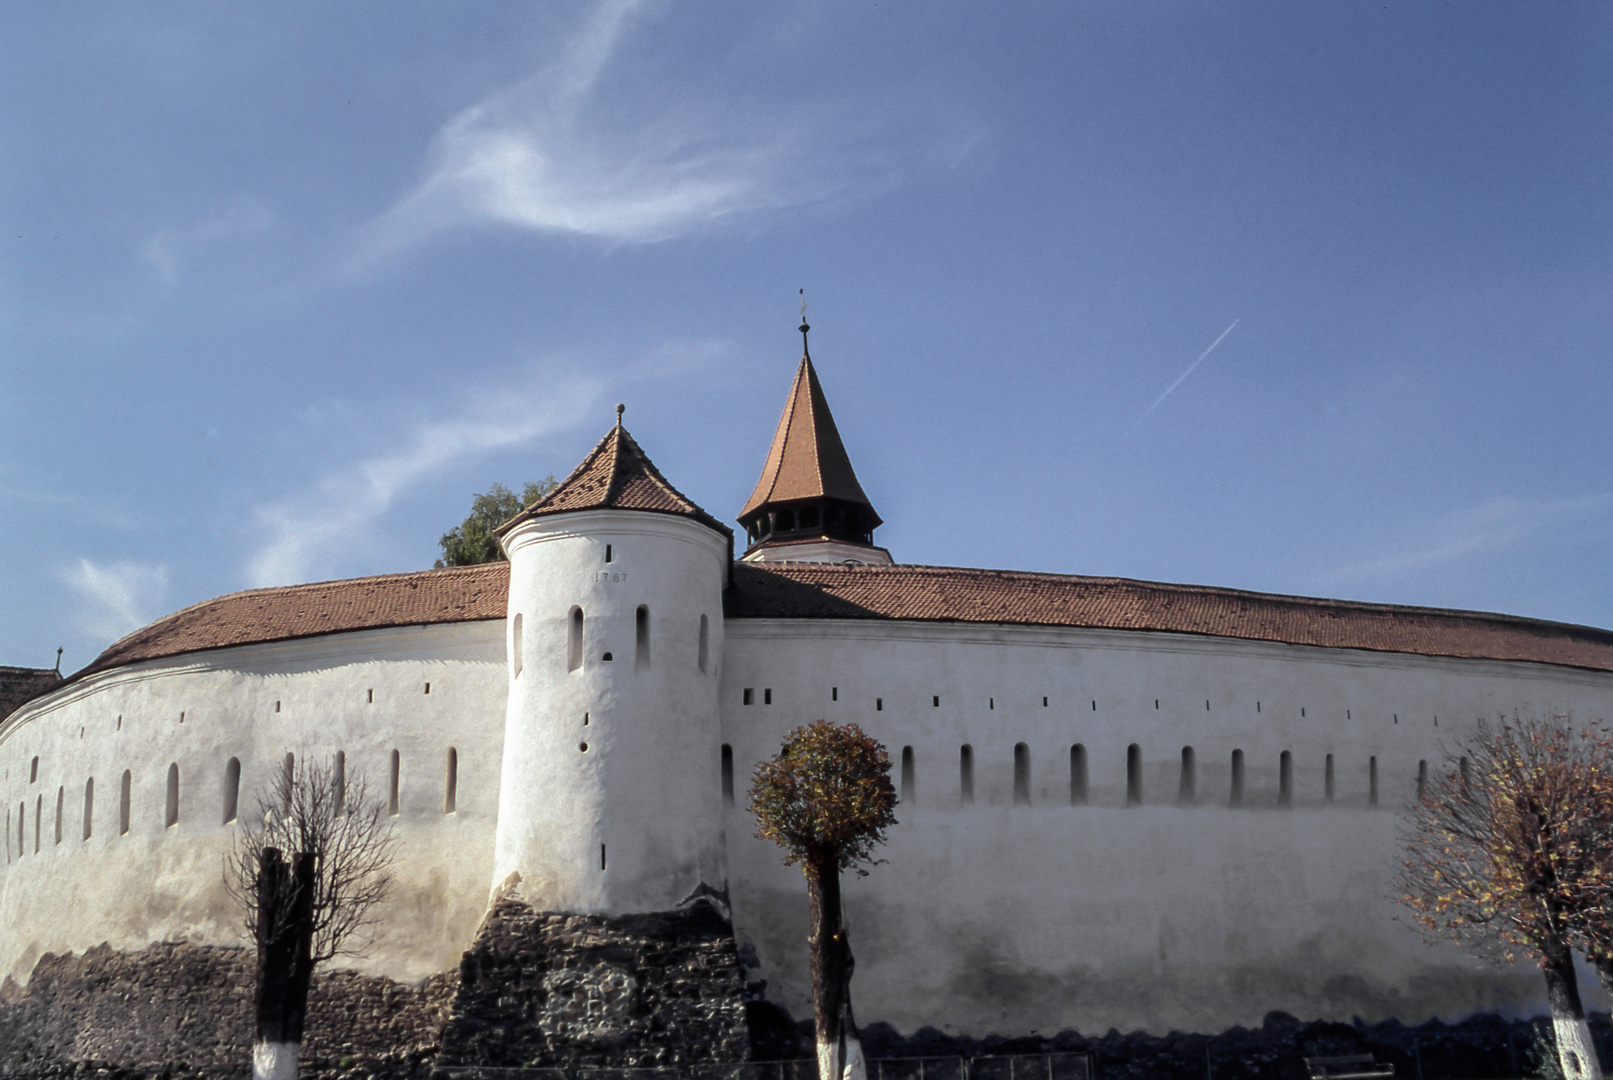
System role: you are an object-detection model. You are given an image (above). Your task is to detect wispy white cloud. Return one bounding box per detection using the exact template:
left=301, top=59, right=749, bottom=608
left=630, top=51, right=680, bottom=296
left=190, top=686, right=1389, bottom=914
left=1315, top=493, right=1613, bottom=589
left=245, top=367, right=604, bottom=588
left=145, top=197, right=271, bottom=288
left=63, top=558, right=170, bottom=643
left=349, top=0, right=963, bottom=268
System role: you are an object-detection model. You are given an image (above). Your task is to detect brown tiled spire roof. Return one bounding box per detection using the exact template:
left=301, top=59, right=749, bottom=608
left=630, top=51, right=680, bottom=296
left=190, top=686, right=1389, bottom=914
left=739, top=353, right=879, bottom=524
left=16, top=562, right=1613, bottom=718
left=498, top=411, right=731, bottom=540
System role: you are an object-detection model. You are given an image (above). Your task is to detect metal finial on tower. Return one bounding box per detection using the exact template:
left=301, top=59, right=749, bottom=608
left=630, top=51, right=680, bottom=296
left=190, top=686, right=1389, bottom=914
left=615, top=403, right=625, bottom=426
left=798, top=288, right=810, bottom=358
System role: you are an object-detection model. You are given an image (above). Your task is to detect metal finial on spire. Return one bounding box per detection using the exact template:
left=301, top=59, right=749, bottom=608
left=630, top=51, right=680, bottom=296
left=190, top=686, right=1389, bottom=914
left=615, top=403, right=625, bottom=426
left=798, top=288, right=810, bottom=358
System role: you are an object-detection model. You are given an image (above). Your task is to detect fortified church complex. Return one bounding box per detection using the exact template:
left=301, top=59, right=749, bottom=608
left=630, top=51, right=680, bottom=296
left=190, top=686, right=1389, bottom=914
left=5, top=325, right=1613, bottom=1067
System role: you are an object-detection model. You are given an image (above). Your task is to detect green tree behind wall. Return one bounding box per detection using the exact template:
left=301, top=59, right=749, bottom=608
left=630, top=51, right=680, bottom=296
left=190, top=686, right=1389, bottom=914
left=435, top=479, right=556, bottom=567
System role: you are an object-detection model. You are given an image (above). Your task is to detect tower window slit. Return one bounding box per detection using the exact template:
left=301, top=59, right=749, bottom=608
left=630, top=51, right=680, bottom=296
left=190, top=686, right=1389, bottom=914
left=1230, top=750, right=1245, bottom=807
left=335, top=751, right=346, bottom=816
left=35, top=794, right=41, bottom=852
left=119, top=771, right=131, bottom=836
left=900, top=746, right=915, bottom=805
left=1278, top=751, right=1293, bottom=807
left=1369, top=756, right=1379, bottom=807
left=1126, top=744, right=1142, bottom=806
left=744, top=688, right=754, bottom=705
left=605, top=544, right=613, bottom=563
left=635, top=606, right=650, bottom=671
left=568, top=607, right=584, bottom=672
left=875, top=697, right=882, bottom=711
left=389, top=750, right=401, bottom=816
left=54, top=786, right=63, bottom=845
left=223, top=758, right=241, bottom=825
left=282, top=753, right=295, bottom=812
left=831, top=687, right=838, bottom=701
left=1069, top=744, right=1088, bottom=805
left=1417, top=759, right=1429, bottom=802
left=82, top=778, right=94, bottom=841
left=721, top=745, right=734, bottom=807
left=30, top=756, right=39, bottom=783
left=1013, top=743, right=1031, bottom=806
left=512, top=613, right=524, bottom=678
left=764, top=688, right=772, bottom=705
left=933, top=696, right=940, bottom=708
left=1325, top=753, right=1335, bottom=804
left=445, top=748, right=458, bottom=814
left=165, top=763, right=180, bottom=828
left=1179, top=747, right=1196, bottom=804
left=960, top=745, right=974, bottom=806
left=698, top=614, right=709, bottom=674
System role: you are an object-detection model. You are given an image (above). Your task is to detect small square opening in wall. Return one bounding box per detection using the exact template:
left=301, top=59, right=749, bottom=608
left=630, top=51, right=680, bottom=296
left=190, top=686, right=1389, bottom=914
left=275, top=701, right=281, bottom=713
left=179, top=711, right=185, bottom=724
left=832, top=687, right=838, bottom=701
left=605, top=544, right=613, bottom=563
left=876, top=698, right=884, bottom=711
left=933, top=696, right=940, bottom=707
left=1043, top=697, right=1049, bottom=707
left=764, top=689, right=772, bottom=705
left=743, top=688, right=754, bottom=705
left=989, top=698, right=994, bottom=710
left=424, top=683, right=431, bottom=695
left=367, top=689, right=373, bottom=704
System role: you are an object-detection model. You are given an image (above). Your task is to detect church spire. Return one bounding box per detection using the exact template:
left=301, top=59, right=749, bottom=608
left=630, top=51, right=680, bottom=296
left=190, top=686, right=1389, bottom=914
left=737, top=318, right=891, bottom=565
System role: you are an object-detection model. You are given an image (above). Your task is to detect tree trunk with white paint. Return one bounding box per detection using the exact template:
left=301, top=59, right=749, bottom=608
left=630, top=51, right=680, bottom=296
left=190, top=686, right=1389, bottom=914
left=808, top=861, right=865, bottom=1080
left=252, top=848, right=316, bottom=1080
left=1544, top=943, right=1604, bottom=1080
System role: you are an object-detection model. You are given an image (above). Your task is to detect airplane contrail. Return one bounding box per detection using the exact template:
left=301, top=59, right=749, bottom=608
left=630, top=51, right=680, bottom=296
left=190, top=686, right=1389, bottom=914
left=1137, top=319, right=1239, bottom=423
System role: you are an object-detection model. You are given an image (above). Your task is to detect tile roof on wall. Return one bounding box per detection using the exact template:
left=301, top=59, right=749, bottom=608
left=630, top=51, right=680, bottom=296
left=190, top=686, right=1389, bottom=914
left=726, top=563, right=1613, bottom=672
left=27, top=560, right=1613, bottom=708
left=75, top=563, right=511, bottom=679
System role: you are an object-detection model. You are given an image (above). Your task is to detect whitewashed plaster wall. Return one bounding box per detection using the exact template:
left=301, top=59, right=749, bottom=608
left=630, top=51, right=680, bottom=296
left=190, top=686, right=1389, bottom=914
left=494, top=509, right=728, bottom=915
left=719, top=619, right=1613, bottom=1037
left=0, top=620, right=507, bottom=987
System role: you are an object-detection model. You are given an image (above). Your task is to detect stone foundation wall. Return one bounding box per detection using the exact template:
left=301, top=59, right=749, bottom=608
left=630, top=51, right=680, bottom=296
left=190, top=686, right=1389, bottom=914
left=436, top=899, right=750, bottom=1069
left=0, top=943, right=456, bottom=1078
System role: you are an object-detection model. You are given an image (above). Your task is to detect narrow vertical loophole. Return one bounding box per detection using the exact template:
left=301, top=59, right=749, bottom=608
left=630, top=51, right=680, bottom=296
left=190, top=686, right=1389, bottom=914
left=605, top=543, right=613, bottom=563
left=223, top=758, right=241, bottom=824
left=959, top=745, right=975, bottom=806
left=568, top=607, right=584, bottom=673
left=1230, top=750, right=1245, bottom=807
left=54, top=786, right=63, bottom=845
left=334, top=751, right=346, bottom=816
left=165, top=763, right=180, bottom=828
left=1278, top=751, right=1293, bottom=807
left=600, top=844, right=607, bottom=871
left=512, top=612, right=524, bottom=678
left=1325, top=754, right=1335, bottom=803
left=282, top=753, right=295, bottom=812
left=1417, top=759, right=1429, bottom=802
left=82, top=777, right=94, bottom=841
left=901, top=746, right=916, bottom=805
left=444, top=747, right=458, bottom=814
left=1069, top=744, right=1088, bottom=806
left=1013, top=743, right=1031, bottom=806
left=697, top=614, right=709, bottom=674
left=721, top=744, right=735, bottom=807
left=1369, top=756, right=1380, bottom=807
left=1178, top=746, right=1196, bottom=804
left=635, top=605, right=651, bottom=671
left=389, top=750, right=401, bottom=816
left=1126, top=744, right=1142, bottom=806
left=119, top=771, right=132, bottom=836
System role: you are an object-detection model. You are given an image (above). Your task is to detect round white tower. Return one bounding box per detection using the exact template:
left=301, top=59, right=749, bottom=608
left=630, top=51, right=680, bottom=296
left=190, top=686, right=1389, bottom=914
left=490, top=412, right=731, bottom=914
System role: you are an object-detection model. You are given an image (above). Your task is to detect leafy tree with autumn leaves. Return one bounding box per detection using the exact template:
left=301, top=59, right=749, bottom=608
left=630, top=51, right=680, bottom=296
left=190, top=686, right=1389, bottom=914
left=1399, top=715, right=1613, bottom=1080
left=749, top=721, right=898, bottom=1080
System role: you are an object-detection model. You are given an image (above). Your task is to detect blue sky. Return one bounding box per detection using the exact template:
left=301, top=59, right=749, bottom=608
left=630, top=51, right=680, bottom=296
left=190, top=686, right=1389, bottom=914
left=3, top=2, right=1611, bottom=672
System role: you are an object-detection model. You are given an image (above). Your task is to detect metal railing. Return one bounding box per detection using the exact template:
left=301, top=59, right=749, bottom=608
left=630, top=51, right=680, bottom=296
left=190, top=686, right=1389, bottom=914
left=434, top=1052, right=1090, bottom=1080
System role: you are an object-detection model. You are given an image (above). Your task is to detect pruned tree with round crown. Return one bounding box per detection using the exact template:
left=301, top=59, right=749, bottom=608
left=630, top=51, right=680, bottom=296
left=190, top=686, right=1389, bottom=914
left=749, top=721, right=898, bottom=1080
left=1398, top=714, right=1613, bottom=1080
